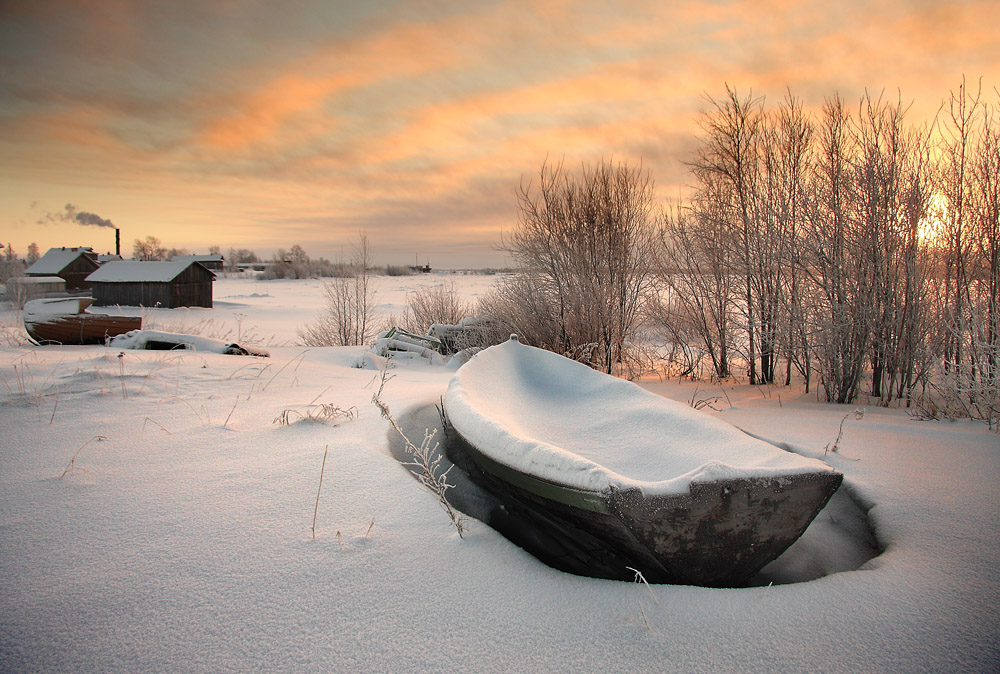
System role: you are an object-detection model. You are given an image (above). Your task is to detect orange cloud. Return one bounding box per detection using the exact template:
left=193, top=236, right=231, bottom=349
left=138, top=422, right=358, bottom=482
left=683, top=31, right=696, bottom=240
left=358, top=59, right=703, bottom=168
left=191, top=7, right=506, bottom=153
left=198, top=72, right=355, bottom=150
left=8, top=107, right=120, bottom=151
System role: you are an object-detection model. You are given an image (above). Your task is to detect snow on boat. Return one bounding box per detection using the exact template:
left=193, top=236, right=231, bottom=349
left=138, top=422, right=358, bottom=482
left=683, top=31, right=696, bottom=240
left=108, top=329, right=269, bottom=357
left=444, top=336, right=843, bottom=586
left=23, top=297, right=141, bottom=345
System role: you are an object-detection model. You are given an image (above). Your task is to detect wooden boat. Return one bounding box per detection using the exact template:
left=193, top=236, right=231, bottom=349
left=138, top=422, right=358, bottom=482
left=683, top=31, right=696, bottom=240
left=23, top=297, right=141, bottom=345
left=444, top=336, right=843, bottom=587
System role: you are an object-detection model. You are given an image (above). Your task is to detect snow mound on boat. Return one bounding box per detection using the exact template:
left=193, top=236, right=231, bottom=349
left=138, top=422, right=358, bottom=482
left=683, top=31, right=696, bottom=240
left=108, top=330, right=269, bottom=356
left=445, top=338, right=838, bottom=496
left=23, top=297, right=94, bottom=321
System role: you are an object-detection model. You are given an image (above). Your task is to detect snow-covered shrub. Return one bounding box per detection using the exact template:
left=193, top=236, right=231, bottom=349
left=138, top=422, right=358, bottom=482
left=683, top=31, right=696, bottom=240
left=385, top=281, right=472, bottom=335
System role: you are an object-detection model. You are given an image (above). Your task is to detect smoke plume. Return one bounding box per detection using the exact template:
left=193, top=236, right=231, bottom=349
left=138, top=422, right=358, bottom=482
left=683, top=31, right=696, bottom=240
left=39, top=203, right=114, bottom=228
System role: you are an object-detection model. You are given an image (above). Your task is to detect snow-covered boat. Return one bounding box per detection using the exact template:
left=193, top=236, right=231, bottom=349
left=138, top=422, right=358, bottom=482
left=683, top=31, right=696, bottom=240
left=108, top=329, right=269, bottom=357
left=23, top=297, right=141, bottom=345
left=444, top=336, right=843, bottom=586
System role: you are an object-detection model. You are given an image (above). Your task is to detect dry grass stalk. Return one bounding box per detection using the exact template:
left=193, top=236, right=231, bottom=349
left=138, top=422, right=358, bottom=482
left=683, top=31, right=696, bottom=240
left=60, top=435, right=107, bottom=479
left=637, top=600, right=651, bottom=631
left=372, top=365, right=465, bottom=538
left=823, top=410, right=864, bottom=460
left=141, top=417, right=171, bottom=434
left=312, top=444, right=329, bottom=540
left=261, top=350, right=309, bottom=391
left=626, top=566, right=659, bottom=605
left=223, top=395, right=240, bottom=428
left=116, top=352, right=128, bottom=398
left=273, top=404, right=356, bottom=426
left=824, top=413, right=850, bottom=455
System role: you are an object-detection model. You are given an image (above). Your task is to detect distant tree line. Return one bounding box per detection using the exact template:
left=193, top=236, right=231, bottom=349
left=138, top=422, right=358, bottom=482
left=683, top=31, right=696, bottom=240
left=484, top=80, right=998, bottom=426
left=258, top=244, right=362, bottom=279
left=0, top=243, right=26, bottom=282
left=128, top=237, right=392, bottom=279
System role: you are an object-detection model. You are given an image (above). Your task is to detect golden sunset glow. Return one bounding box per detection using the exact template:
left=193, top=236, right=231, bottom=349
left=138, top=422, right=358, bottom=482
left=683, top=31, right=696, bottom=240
left=2, top=0, right=999, bottom=266
left=918, top=192, right=950, bottom=248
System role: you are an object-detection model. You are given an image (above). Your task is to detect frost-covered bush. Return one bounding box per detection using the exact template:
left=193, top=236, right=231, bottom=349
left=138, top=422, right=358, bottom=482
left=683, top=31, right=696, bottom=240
left=298, top=235, right=377, bottom=346
left=489, top=160, right=658, bottom=374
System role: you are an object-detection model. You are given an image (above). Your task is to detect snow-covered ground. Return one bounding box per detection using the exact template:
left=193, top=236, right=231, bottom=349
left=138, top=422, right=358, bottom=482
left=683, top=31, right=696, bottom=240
left=142, top=272, right=502, bottom=347
left=1, top=275, right=997, bottom=673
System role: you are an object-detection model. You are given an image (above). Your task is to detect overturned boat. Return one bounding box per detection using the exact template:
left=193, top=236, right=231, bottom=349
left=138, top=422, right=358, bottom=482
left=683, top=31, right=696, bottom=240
left=444, top=336, right=842, bottom=586
left=23, top=297, right=141, bottom=345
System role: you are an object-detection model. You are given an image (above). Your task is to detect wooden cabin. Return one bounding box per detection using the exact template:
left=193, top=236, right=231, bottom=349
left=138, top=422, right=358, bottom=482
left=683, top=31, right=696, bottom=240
left=5, top=276, right=66, bottom=308
left=24, top=247, right=100, bottom=290
left=86, top=260, right=215, bottom=308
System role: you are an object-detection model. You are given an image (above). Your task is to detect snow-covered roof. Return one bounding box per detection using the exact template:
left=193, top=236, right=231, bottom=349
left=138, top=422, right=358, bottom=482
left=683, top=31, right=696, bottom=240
left=6, top=276, right=65, bottom=286
left=25, top=247, right=96, bottom=275
left=86, top=260, right=214, bottom=283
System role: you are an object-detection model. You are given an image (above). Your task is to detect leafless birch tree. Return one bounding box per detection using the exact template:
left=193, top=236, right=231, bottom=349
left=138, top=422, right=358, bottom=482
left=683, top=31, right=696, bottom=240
left=490, top=159, right=658, bottom=373
left=934, top=79, right=1000, bottom=424
left=653, top=196, right=736, bottom=379
left=801, top=96, right=870, bottom=403
left=688, top=86, right=766, bottom=383
left=298, top=233, right=376, bottom=346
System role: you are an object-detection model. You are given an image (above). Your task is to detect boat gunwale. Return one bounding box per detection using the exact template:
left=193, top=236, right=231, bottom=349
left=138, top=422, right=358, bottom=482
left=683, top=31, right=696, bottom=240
left=449, top=427, right=611, bottom=513
left=449, top=422, right=842, bottom=517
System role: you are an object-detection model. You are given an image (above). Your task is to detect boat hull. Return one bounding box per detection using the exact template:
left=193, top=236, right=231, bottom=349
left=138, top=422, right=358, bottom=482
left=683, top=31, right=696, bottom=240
left=449, top=427, right=842, bottom=586
left=25, top=313, right=142, bottom=345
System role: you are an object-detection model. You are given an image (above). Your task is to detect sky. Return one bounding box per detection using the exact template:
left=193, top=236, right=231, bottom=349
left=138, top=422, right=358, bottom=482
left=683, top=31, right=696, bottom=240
left=2, top=0, right=999, bottom=268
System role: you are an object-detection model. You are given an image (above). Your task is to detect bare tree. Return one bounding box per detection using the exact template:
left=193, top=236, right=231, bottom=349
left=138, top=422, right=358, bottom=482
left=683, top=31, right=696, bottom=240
left=793, top=91, right=936, bottom=406
left=890, top=119, right=936, bottom=406
left=298, top=233, right=377, bottom=346
left=970, top=94, right=1000, bottom=393
left=388, top=282, right=474, bottom=334
left=654, top=197, right=736, bottom=379
left=688, top=86, right=771, bottom=383
left=801, top=96, right=870, bottom=403
left=492, top=159, right=658, bottom=373
left=770, top=93, right=814, bottom=389
left=226, top=248, right=258, bottom=272
left=0, top=244, right=24, bottom=285
left=133, top=235, right=167, bottom=261
left=850, top=92, right=911, bottom=401
left=938, top=79, right=980, bottom=374
left=289, top=244, right=309, bottom=266
left=932, top=80, right=1000, bottom=424
left=26, top=243, right=40, bottom=266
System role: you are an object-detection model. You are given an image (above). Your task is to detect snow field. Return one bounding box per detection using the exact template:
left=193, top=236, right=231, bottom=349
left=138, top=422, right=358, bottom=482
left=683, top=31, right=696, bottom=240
left=0, top=274, right=997, bottom=673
